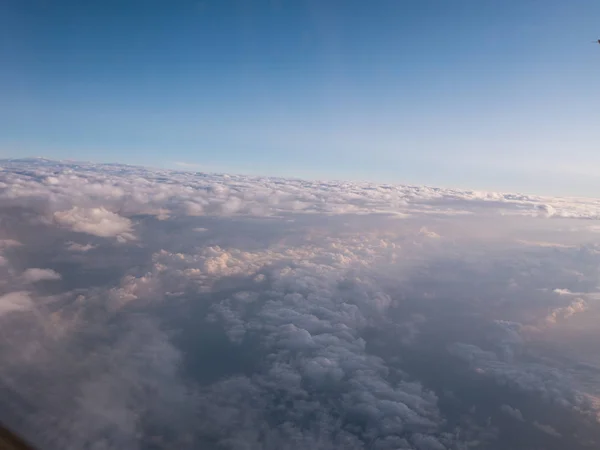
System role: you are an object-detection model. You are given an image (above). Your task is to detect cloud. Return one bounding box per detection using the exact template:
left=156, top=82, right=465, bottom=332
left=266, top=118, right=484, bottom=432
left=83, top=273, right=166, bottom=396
left=536, top=203, right=556, bottom=218
left=0, top=239, right=21, bottom=249
left=54, top=207, right=135, bottom=240
left=545, top=298, right=587, bottom=324
left=0, top=158, right=599, bottom=449
left=66, top=242, right=96, bottom=252
left=500, top=404, right=524, bottom=421
left=533, top=421, right=562, bottom=437
left=22, top=268, right=61, bottom=283
left=0, top=291, right=33, bottom=316
left=419, top=227, right=440, bottom=239
left=1, top=158, right=600, bottom=221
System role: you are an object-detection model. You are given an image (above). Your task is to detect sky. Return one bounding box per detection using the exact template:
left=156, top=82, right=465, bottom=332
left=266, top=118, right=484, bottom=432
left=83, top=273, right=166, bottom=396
left=1, top=0, right=600, bottom=195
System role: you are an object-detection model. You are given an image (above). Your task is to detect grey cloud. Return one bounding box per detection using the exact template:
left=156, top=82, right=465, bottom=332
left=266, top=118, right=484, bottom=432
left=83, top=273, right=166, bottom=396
left=533, top=421, right=562, bottom=437
left=499, top=404, right=524, bottom=421
left=412, top=434, right=447, bottom=450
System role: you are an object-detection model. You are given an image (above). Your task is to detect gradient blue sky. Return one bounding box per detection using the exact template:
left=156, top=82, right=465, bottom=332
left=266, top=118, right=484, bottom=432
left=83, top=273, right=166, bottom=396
left=1, top=0, right=599, bottom=195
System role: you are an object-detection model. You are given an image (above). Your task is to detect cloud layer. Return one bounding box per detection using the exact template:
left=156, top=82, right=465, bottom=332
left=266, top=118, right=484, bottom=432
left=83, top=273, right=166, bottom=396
left=0, top=158, right=599, bottom=449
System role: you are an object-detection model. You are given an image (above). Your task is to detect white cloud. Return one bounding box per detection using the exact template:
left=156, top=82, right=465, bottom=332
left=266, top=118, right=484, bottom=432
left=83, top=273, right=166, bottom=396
left=66, top=242, right=96, bottom=252
left=22, top=268, right=62, bottom=283
left=54, top=207, right=134, bottom=239
left=545, top=298, right=587, bottom=324
left=2, top=158, right=600, bottom=221
left=0, top=291, right=33, bottom=316
left=419, top=227, right=440, bottom=239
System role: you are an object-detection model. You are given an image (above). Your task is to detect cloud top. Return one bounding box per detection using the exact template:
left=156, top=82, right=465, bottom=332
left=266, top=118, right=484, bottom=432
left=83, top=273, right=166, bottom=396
left=0, top=158, right=599, bottom=449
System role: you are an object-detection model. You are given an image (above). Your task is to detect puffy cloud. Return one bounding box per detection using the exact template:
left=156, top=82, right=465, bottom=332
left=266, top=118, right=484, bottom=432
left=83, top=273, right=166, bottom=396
left=536, top=203, right=557, bottom=218
left=0, top=291, right=33, bottom=316
left=54, top=207, right=134, bottom=240
left=419, top=227, right=440, bottom=239
left=1, top=158, right=600, bottom=221
left=545, top=298, right=587, bottom=324
left=22, top=268, right=61, bottom=283
left=0, top=159, right=599, bottom=449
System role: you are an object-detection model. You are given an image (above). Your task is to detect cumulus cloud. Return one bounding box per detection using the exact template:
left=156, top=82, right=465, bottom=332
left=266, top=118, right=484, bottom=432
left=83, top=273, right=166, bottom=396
left=0, top=158, right=600, bottom=221
left=54, top=207, right=134, bottom=240
left=0, top=159, right=599, bottom=449
left=545, top=298, right=588, bottom=324
left=0, top=291, right=33, bottom=316
left=419, top=227, right=440, bottom=239
left=21, top=268, right=61, bottom=283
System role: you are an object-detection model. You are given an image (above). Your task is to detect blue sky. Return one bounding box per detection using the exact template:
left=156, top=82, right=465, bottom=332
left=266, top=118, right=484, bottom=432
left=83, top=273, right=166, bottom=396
left=1, top=0, right=600, bottom=195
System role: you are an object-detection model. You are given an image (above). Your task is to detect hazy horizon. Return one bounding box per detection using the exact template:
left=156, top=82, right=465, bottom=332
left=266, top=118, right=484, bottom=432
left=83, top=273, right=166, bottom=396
left=4, top=155, right=599, bottom=200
